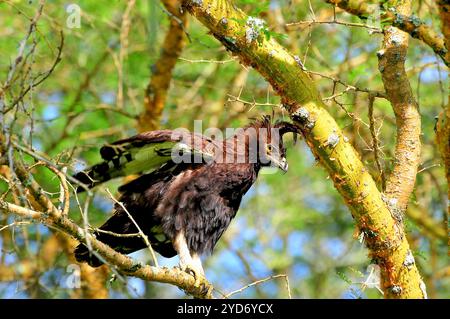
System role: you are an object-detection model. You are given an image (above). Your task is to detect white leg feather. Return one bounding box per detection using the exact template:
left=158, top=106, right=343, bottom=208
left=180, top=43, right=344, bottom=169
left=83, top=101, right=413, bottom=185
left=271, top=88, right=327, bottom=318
left=174, top=231, right=204, bottom=278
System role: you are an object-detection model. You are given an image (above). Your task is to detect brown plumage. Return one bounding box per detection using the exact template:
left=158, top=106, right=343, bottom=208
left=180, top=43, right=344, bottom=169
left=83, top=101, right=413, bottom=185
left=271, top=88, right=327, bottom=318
left=74, top=117, right=299, bottom=275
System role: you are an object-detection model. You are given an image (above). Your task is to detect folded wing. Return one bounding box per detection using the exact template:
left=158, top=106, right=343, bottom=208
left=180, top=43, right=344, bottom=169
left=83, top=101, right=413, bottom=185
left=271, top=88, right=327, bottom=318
left=73, top=130, right=217, bottom=191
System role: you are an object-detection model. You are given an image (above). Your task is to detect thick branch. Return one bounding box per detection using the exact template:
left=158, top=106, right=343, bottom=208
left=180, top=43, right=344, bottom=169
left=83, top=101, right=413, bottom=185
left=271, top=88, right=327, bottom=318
left=138, top=0, right=188, bottom=131
left=378, top=0, right=421, bottom=216
left=436, top=0, right=450, bottom=252
left=324, top=0, right=448, bottom=67
left=183, top=0, right=426, bottom=298
left=437, top=0, right=450, bottom=64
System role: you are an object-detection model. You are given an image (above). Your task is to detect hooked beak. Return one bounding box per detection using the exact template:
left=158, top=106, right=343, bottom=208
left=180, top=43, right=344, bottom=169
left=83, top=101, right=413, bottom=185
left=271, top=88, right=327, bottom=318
left=270, top=157, right=288, bottom=173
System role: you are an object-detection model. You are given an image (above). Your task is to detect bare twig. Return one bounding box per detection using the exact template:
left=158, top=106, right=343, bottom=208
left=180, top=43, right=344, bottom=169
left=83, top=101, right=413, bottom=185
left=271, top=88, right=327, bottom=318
left=286, top=19, right=381, bottom=32
left=105, top=188, right=159, bottom=267
left=224, top=274, right=292, bottom=299
left=51, top=166, right=70, bottom=216
left=0, top=201, right=42, bottom=219
left=1, top=0, right=45, bottom=97
left=0, top=221, right=31, bottom=233
left=179, top=57, right=237, bottom=64
left=5, top=31, right=64, bottom=114
left=227, top=94, right=281, bottom=110
left=307, top=70, right=387, bottom=99
left=368, top=95, right=386, bottom=189
left=95, top=229, right=141, bottom=238
left=11, top=140, right=92, bottom=194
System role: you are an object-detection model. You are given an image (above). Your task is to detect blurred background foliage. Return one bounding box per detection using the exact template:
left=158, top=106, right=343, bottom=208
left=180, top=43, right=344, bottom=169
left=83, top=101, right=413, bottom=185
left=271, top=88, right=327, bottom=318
left=0, top=0, right=448, bottom=298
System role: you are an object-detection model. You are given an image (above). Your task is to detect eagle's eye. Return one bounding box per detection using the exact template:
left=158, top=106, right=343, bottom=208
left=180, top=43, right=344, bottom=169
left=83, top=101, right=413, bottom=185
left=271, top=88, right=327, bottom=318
left=266, top=144, right=272, bottom=153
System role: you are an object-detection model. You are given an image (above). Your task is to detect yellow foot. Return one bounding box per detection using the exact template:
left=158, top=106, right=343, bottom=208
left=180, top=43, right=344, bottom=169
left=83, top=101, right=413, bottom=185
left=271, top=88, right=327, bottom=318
left=177, top=263, right=211, bottom=298
left=182, top=265, right=204, bottom=287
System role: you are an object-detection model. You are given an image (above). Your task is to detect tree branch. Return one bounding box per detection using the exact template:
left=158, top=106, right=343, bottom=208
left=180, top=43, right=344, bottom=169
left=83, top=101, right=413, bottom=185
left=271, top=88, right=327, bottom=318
left=435, top=0, right=450, bottom=252
left=436, top=0, right=450, bottom=64
left=183, top=0, right=426, bottom=298
left=0, top=199, right=213, bottom=298
left=324, top=0, right=448, bottom=67
left=377, top=0, right=421, bottom=217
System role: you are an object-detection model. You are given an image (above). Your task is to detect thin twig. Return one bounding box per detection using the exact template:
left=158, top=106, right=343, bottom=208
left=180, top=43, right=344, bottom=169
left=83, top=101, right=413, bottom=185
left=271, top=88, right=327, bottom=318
left=286, top=19, right=381, bottom=32
left=11, top=140, right=92, bottom=194
left=227, top=94, right=281, bottom=109
left=1, top=0, right=45, bottom=96
left=158, top=1, right=192, bottom=43
left=105, top=188, right=159, bottom=267
left=417, top=163, right=441, bottom=174
left=95, top=228, right=141, bottom=238
left=368, top=95, right=386, bottom=189
left=307, top=70, right=387, bottom=99
left=224, top=274, right=292, bottom=299
left=0, top=221, right=31, bottom=232
left=179, top=57, right=237, bottom=64
left=5, top=31, right=64, bottom=114
left=46, top=165, right=70, bottom=216
left=0, top=201, right=42, bottom=219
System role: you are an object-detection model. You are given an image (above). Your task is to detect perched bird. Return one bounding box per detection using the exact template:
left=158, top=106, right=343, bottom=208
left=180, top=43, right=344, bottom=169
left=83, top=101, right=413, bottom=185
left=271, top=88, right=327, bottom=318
left=73, top=117, right=298, bottom=277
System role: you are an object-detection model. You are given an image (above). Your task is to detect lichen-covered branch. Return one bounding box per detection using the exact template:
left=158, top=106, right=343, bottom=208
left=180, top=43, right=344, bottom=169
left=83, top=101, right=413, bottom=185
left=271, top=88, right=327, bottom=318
left=324, top=0, right=449, bottom=67
left=436, top=0, right=450, bottom=252
left=437, top=0, right=450, bottom=64
left=137, top=0, right=188, bottom=131
left=377, top=0, right=421, bottom=217
left=183, top=0, right=425, bottom=298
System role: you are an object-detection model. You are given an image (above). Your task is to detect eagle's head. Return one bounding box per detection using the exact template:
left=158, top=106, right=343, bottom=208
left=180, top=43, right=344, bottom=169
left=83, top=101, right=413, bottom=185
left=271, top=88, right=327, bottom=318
left=244, top=116, right=300, bottom=172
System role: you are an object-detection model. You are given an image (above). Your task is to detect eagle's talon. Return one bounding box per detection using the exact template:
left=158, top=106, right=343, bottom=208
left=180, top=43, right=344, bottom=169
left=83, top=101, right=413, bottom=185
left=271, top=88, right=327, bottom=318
left=183, top=266, right=197, bottom=278
left=201, top=282, right=213, bottom=298
left=182, top=265, right=204, bottom=287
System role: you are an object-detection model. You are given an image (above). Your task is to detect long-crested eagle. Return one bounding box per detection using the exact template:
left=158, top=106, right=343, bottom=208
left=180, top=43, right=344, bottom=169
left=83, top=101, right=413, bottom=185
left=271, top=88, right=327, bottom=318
left=73, top=117, right=298, bottom=277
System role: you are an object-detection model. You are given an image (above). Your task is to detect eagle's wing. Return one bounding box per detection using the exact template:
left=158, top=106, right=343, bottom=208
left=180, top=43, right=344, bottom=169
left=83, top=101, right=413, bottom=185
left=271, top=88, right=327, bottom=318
left=73, top=130, right=216, bottom=190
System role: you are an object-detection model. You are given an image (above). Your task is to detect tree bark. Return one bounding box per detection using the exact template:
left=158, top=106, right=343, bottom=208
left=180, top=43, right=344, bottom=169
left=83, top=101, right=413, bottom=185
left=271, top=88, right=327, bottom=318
left=436, top=0, right=450, bottom=254
left=378, top=0, right=421, bottom=216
